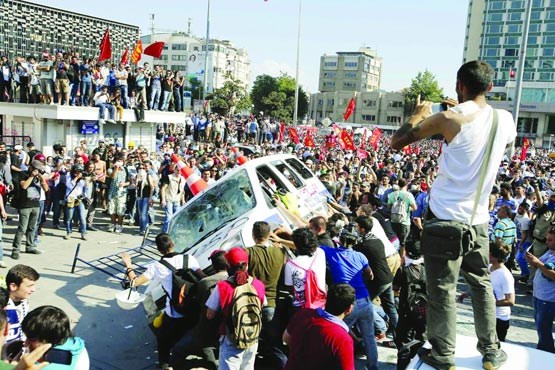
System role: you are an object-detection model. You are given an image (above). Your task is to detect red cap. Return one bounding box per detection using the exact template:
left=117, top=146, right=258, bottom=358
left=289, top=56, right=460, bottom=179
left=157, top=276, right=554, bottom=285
left=420, top=182, right=429, bottom=192
left=225, top=247, right=249, bottom=267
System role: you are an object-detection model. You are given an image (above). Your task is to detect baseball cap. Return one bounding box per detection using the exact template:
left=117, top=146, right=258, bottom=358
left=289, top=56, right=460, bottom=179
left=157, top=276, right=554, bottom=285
left=225, top=247, right=249, bottom=267
left=14, top=145, right=23, bottom=151
left=420, top=182, right=429, bottom=192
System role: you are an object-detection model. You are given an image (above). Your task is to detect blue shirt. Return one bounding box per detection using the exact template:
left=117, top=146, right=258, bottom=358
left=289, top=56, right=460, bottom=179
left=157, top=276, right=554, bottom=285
left=413, top=191, right=429, bottom=218
left=533, top=250, right=555, bottom=302
left=320, top=246, right=369, bottom=299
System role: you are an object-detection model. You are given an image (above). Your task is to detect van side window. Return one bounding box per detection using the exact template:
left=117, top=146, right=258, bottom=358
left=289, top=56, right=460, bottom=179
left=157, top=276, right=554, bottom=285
left=256, top=165, right=288, bottom=195
left=272, top=161, right=304, bottom=189
left=285, top=158, right=313, bottom=179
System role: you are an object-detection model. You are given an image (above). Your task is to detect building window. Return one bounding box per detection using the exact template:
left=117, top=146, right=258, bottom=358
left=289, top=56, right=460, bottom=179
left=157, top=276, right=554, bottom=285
left=487, top=13, right=503, bottom=22
left=487, top=24, right=502, bottom=33
left=544, top=48, right=555, bottom=56
left=540, top=72, right=554, bottom=80
left=318, top=99, right=323, bottom=106
left=486, top=37, right=501, bottom=45
left=344, top=72, right=357, bottom=78
left=545, top=35, right=555, bottom=44
left=533, top=0, right=544, bottom=7
left=485, top=48, right=500, bottom=57
left=529, top=23, right=541, bottom=32
left=322, top=81, right=336, bottom=88
left=531, top=11, right=542, bottom=20
left=525, top=60, right=535, bottom=68
left=528, top=35, right=538, bottom=45
left=362, top=115, right=376, bottom=122
left=171, top=65, right=187, bottom=71
left=523, top=71, right=535, bottom=80
left=507, top=24, right=522, bottom=33
left=511, top=1, right=524, bottom=9
left=527, top=47, right=538, bottom=56
left=505, top=36, right=519, bottom=45
left=505, top=48, right=518, bottom=56
left=489, top=1, right=505, bottom=10
left=172, top=44, right=187, bottom=51
left=517, top=117, right=538, bottom=133
left=171, top=55, right=188, bottom=61
left=343, top=82, right=357, bottom=88
left=388, top=101, right=403, bottom=108
left=386, top=116, right=402, bottom=123
left=541, top=60, right=553, bottom=68
left=327, top=99, right=334, bottom=106
left=363, top=100, right=377, bottom=107
left=509, top=12, right=522, bottom=21
left=323, top=72, right=336, bottom=78
left=324, top=61, right=337, bottom=67
left=502, top=60, right=515, bottom=68
left=344, top=62, right=358, bottom=68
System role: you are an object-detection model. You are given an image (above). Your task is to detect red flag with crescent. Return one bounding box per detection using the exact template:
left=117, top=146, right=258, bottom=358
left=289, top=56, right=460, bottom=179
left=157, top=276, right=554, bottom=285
left=368, top=127, right=382, bottom=151
left=341, top=129, right=356, bottom=151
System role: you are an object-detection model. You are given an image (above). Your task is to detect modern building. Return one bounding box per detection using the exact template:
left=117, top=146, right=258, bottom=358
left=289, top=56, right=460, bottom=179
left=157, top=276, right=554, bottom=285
left=464, top=0, right=555, bottom=147
left=0, top=0, right=139, bottom=61
left=140, top=32, right=251, bottom=93
left=318, top=47, right=383, bottom=93
left=309, top=90, right=405, bottom=126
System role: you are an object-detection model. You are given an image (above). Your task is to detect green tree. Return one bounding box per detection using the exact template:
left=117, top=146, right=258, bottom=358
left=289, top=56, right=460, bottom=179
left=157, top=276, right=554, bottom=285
left=209, top=74, right=251, bottom=116
left=250, top=73, right=309, bottom=122
left=404, top=70, right=444, bottom=114
left=189, top=77, right=204, bottom=101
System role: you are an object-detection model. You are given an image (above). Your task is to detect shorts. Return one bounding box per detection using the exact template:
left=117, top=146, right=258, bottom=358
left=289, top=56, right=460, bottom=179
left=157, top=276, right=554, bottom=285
left=55, top=79, right=70, bottom=94
left=40, top=79, right=52, bottom=95
left=108, top=193, right=127, bottom=216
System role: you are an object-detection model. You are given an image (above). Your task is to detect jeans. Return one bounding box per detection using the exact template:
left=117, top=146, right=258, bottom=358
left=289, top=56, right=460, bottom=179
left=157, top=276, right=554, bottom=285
left=81, top=81, right=91, bottom=106
left=423, top=222, right=500, bottom=366
left=34, top=200, right=45, bottom=243
left=533, top=297, right=555, bottom=353
left=515, top=240, right=531, bottom=277
left=173, top=88, right=182, bottom=111
left=96, top=102, right=115, bottom=119
left=161, top=90, right=171, bottom=111
left=138, top=197, right=150, bottom=233
left=0, top=220, right=5, bottom=261
left=373, top=303, right=388, bottom=334
left=119, top=85, right=129, bottom=108
left=391, top=222, right=410, bottom=247
left=259, top=306, right=288, bottom=369
left=150, top=87, right=161, bottom=110
left=344, top=297, right=378, bottom=370
left=69, top=82, right=79, bottom=105
left=219, top=335, right=258, bottom=370
left=12, top=207, right=40, bottom=252
left=52, top=189, right=66, bottom=226
left=65, top=203, right=86, bottom=235
left=163, top=201, right=180, bottom=233
left=370, top=282, right=399, bottom=333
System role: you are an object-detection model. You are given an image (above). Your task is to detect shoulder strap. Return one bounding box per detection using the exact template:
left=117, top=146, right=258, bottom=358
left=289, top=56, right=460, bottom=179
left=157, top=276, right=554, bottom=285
left=470, top=108, right=499, bottom=225
left=159, top=256, right=176, bottom=272
left=183, top=254, right=189, bottom=270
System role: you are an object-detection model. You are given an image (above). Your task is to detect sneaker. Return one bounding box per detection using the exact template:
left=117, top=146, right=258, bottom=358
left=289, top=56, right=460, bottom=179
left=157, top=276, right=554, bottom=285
left=48, top=211, right=53, bottom=216
left=110, top=223, right=116, bottom=232
left=26, top=248, right=42, bottom=255
left=482, top=349, right=507, bottom=370
left=81, top=234, right=87, bottom=241
left=417, top=348, right=456, bottom=370
left=64, top=234, right=70, bottom=240
left=0, top=261, right=7, bottom=268
left=55, top=223, right=66, bottom=230
left=11, top=251, right=19, bottom=260
left=106, top=119, right=116, bottom=124
left=115, top=225, right=123, bottom=234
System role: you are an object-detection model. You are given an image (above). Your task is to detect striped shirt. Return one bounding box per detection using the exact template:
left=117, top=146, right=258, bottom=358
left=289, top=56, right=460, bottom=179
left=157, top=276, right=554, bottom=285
left=491, top=217, right=517, bottom=246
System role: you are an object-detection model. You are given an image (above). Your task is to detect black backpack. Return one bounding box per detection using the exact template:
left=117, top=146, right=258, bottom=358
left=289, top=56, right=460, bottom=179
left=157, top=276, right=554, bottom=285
left=159, top=254, right=201, bottom=324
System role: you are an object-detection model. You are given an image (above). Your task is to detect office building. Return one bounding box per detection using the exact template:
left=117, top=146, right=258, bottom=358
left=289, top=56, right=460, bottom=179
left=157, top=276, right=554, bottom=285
left=140, top=32, right=251, bottom=93
left=0, top=0, right=139, bottom=61
left=464, top=0, right=555, bottom=147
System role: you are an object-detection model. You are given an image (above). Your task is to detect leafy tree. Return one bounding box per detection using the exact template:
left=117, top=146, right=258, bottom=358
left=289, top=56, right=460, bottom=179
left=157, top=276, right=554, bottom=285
left=404, top=70, right=444, bottom=114
left=189, top=77, right=204, bottom=101
left=250, top=73, right=308, bottom=122
left=209, top=74, right=251, bottom=116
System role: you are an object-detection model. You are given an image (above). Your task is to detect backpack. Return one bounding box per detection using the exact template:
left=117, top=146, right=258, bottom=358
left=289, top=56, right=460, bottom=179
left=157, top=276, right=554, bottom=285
left=407, top=279, right=427, bottom=324
left=391, top=192, right=408, bottom=223
left=158, top=255, right=200, bottom=319
left=226, top=277, right=262, bottom=349
left=288, top=252, right=327, bottom=309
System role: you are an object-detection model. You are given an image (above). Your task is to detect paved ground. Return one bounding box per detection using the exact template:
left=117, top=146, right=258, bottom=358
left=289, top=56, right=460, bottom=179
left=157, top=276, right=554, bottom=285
left=0, top=206, right=542, bottom=370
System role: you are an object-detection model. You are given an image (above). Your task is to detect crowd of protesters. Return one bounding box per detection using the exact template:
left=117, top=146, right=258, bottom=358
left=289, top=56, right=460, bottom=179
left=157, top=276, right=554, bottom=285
left=1, top=55, right=555, bottom=369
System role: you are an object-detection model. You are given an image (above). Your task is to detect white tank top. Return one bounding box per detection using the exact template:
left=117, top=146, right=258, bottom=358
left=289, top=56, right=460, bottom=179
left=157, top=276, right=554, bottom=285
left=429, top=101, right=516, bottom=225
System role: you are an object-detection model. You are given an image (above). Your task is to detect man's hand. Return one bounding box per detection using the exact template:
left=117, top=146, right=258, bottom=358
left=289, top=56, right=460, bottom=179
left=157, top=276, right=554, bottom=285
left=12, top=343, right=51, bottom=370
left=121, top=252, right=132, bottom=268
left=525, top=252, right=541, bottom=267
left=410, top=95, right=433, bottom=124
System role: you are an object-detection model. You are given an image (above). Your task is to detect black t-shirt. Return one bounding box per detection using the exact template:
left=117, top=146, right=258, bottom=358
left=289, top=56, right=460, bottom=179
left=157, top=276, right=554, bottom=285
left=317, top=232, right=335, bottom=248
left=354, top=236, right=393, bottom=294
left=19, top=171, right=41, bottom=209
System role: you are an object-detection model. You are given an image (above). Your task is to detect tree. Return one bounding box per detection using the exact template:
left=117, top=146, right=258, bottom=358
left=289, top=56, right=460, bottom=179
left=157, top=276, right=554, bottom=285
left=250, top=73, right=309, bottom=123
left=404, top=70, right=444, bottom=114
left=209, top=74, right=251, bottom=116
left=189, top=77, right=204, bottom=101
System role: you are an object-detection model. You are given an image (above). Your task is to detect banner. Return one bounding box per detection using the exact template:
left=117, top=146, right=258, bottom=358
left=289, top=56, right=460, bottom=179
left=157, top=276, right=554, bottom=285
left=368, top=127, right=382, bottom=151
left=131, top=40, right=143, bottom=64
left=341, top=129, right=356, bottom=151
left=304, top=131, right=315, bottom=147
left=144, top=41, right=165, bottom=59
left=343, top=97, right=356, bottom=121
left=288, top=127, right=300, bottom=144
left=356, top=148, right=369, bottom=160
left=98, top=28, right=112, bottom=62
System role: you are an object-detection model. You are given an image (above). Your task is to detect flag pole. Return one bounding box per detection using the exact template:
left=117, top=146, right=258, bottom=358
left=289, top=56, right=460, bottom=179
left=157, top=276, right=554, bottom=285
left=293, top=0, right=302, bottom=126
left=352, top=92, right=357, bottom=123
left=203, top=0, right=211, bottom=103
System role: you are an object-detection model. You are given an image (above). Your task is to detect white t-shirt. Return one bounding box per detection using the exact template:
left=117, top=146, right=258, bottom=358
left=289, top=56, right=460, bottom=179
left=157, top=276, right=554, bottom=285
left=429, top=102, right=517, bottom=225
left=371, top=217, right=397, bottom=257
left=143, top=254, right=200, bottom=318
left=514, top=213, right=530, bottom=241
left=490, top=265, right=514, bottom=321
left=284, top=248, right=327, bottom=307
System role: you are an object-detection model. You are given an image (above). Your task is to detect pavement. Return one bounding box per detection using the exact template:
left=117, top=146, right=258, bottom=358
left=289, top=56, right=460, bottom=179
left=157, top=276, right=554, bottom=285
left=0, top=205, right=542, bottom=370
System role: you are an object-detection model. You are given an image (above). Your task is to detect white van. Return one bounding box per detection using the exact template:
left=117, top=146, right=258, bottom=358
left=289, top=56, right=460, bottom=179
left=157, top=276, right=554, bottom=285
left=167, top=154, right=331, bottom=268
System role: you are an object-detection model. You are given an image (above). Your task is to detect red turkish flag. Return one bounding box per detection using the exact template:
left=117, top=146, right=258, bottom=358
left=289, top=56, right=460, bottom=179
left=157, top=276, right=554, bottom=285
left=98, top=28, right=112, bottom=62
left=131, top=40, right=143, bottom=64
left=343, top=97, right=356, bottom=121
left=510, top=69, right=515, bottom=78
left=368, top=127, right=382, bottom=151
left=288, top=127, right=300, bottom=144
left=341, top=129, right=356, bottom=151
left=120, top=47, right=129, bottom=65
left=356, top=149, right=369, bottom=159
left=144, top=42, right=165, bottom=59
left=304, top=132, right=315, bottom=147
left=520, top=137, right=529, bottom=161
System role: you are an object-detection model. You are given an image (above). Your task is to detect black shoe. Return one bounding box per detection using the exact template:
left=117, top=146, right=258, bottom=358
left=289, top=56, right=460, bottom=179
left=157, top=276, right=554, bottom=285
left=482, top=349, right=507, bottom=370
left=87, top=225, right=98, bottom=231
left=25, top=248, right=42, bottom=255
left=417, top=348, right=456, bottom=370
left=11, top=251, right=20, bottom=260
left=55, top=223, right=66, bottom=230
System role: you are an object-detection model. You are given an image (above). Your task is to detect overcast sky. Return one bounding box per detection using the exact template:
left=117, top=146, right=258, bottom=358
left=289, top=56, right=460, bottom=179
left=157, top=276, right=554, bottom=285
left=33, top=0, right=469, bottom=95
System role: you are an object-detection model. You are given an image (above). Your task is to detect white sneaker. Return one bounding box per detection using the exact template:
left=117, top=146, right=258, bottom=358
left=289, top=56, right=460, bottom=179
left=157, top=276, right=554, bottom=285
left=115, top=225, right=123, bottom=234
left=106, top=119, right=116, bottom=124
left=48, top=211, right=54, bottom=216
left=109, top=223, right=116, bottom=232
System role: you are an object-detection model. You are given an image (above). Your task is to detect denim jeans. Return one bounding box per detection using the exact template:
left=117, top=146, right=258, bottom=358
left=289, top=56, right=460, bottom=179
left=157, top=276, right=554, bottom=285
left=423, top=222, right=499, bottom=366
left=150, top=88, right=161, bottom=110
left=344, top=296, right=378, bottom=370
left=259, top=306, right=288, bottom=369
left=34, top=200, right=45, bottom=243
left=12, top=207, right=39, bottom=252
left=371, top=282, right=399, bottom=332
left=0, top=220, right=5, bottom=261
left=163, top=201, right=180, bottom=233
left=534, top=297, right=555, bottom=353
left=173, top=89, right=182, bottom=111
left=65, top=203, right=86, bottom=235
left=373, top=303, right=388, bottom=334
left=81, top=81, right=91, bottom=106
left=161, top=90, right=171, bottom=111
left=119, top=85, right=129, bottom=108
left=69, top=82, right=79, bottom=105
left=219, top=335, right=258, bottom=370
left=138, top=197, right=150, bottom=233
left=96, top=102, right=115, bottom=119
left=515, top=240, right=531, bottom=277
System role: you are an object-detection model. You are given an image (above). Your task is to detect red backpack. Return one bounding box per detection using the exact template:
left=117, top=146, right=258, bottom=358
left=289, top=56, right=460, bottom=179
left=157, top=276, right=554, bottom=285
left=289, top=251, right=327, bottom=309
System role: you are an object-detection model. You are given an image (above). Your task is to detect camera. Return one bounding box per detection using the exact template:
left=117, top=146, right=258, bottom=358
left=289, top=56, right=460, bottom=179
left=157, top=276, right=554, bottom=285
left=431, top=102, right=448, bottom=114
left=339, top=223, right=359, bottom=247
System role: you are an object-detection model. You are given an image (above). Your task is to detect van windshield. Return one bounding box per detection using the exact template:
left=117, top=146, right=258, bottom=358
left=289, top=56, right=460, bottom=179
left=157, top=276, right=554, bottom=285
left=168, top=169, right=256, bottom=253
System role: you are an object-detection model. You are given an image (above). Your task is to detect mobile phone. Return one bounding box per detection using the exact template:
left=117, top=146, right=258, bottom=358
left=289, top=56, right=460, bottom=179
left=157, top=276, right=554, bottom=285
left=44, top=348, right=72, bottom=365
left=5, top=340, right=23, bottom=361
left=525, top=244, right=534, bottom=253
left=431, top=103, right=447, bottom=114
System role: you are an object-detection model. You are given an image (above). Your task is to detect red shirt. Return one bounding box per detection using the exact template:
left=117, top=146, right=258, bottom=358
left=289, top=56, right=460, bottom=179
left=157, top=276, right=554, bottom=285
left=285, top=308, right=354, bottom=370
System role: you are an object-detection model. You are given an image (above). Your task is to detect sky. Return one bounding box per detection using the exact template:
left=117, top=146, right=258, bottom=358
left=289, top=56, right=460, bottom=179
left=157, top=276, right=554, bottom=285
left=32, top=0, right=469, bottom=95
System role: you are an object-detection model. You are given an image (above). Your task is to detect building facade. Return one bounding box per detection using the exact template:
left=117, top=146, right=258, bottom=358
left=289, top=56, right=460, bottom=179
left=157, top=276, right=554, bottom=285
left=318, top=47, right=382, bottom=93
left=140, top=33, right=251, bottom=93
left=0, top=0, right=139, bottom=61
left=464, top=0, right=555, bottom=147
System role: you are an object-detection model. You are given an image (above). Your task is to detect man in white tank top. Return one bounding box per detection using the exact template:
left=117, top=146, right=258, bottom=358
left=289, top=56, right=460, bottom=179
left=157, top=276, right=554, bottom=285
left=391, top=61, right=516, bottom=370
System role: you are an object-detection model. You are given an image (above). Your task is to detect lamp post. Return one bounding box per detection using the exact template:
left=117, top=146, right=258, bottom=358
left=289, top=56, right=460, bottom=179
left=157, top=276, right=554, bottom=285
left=203, top=0, right=211, bottom=103
left=549, top=134, right=554, bottom=149
left=292, top=0, right=302, bottom=126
